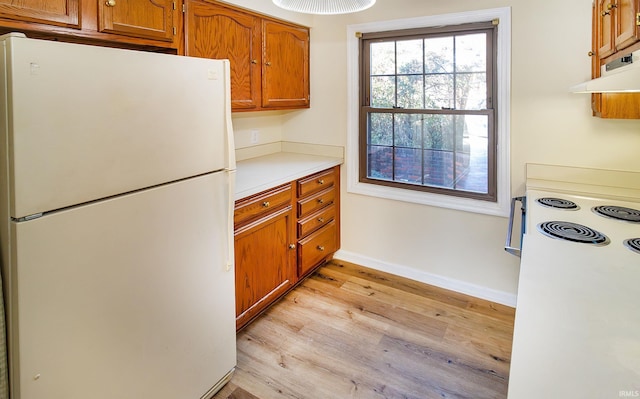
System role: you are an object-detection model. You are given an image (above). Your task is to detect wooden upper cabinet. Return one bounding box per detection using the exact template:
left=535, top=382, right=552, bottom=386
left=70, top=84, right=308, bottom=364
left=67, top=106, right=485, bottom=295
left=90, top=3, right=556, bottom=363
left=262, top=20, right=310, bottom=109
left=615, top=0, right=640, bottom=49
left=98, top=0, right=175, bottom=42
left=0, top=0, right=79, bottom=28
left=185, top=0, right=261, bottom=110
left=183, top=0, right=310, bottom=112
left=596, top=0, right=640, bottom=59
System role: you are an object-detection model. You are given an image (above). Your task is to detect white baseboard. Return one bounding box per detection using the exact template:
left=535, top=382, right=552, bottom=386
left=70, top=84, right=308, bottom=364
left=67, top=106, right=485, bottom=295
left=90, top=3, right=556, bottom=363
left=333, top=250, right=517, bottom=308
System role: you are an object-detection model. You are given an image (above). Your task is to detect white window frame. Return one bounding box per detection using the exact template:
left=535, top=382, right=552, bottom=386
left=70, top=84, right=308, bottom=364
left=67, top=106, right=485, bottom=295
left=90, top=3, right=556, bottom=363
left=346, top=7, right=511, bottom=217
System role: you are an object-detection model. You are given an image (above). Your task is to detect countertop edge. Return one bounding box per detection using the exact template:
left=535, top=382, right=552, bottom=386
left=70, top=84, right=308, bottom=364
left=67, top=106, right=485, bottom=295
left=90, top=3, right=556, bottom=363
left=235, top=152, right=343, bottom=201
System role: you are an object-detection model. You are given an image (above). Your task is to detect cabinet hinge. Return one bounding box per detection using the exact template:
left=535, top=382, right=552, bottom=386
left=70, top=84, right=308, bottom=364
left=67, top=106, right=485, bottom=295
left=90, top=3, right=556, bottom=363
left=173, top=26, right=177, bottom=35
left=183, top=3, right=186, bottom=13
left=172, top=1, right=176, bottom=10
left=636, top=12, right=640, bottom=25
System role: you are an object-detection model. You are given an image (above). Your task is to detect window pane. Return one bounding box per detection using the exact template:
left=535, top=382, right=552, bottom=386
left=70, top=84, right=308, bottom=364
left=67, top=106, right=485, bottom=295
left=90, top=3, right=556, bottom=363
left=423, top=115, right=454, bottom=151
left=395, top=148, right=422, bottom=184
left=456, top=72, right=486, bottom=110
left=424, top=149, right=454, bottom=188
left=394, top=114, right=422, bottom=148
left=397, top=39, right=423, bottom=74
left=369, top=113, right=393, bottom=145
left=454, top=114, right=489, bottom=194
left=367, top=145, right=393, bottom=180
left=424, top=37, right=453, bottom=73
left=371, top=76, right=396, bottom=108
left=425, top=74, right=453, bottom=109
left=397, top=75, right=424, bottom=108
left=371, top=42, right=395, bottom=75
left=455, top=33, right=486, bottom=73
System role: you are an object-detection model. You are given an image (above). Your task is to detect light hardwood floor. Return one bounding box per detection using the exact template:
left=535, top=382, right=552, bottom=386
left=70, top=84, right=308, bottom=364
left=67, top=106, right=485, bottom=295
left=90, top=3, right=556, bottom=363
left=213, top=260, right=515, bottom=399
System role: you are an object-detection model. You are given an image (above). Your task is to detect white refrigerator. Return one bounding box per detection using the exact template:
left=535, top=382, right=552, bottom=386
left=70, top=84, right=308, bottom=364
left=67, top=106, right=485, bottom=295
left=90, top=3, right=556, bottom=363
left=0, top=33, right=236, bottom=399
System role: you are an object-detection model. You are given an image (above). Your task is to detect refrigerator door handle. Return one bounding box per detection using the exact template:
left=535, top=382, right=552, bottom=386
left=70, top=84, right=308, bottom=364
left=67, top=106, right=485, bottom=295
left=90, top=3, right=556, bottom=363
left=226, top=170, right=236, bottom=272
left=222, top=60, right=236, bottom=171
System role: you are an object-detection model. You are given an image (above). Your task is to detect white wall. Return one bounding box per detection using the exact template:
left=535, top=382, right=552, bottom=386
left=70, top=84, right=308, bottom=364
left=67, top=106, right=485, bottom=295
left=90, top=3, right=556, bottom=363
left=228, top=0, right=640, bottom=305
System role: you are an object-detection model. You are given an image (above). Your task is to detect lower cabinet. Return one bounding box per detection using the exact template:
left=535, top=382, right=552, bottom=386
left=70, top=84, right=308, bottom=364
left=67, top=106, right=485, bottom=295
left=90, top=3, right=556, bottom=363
left=234, top=166, right=340, bottom=331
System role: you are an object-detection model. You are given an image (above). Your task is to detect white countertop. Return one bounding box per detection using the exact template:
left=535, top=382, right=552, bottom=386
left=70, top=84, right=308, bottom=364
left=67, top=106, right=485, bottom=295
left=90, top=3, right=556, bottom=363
left=508, top=189, right=640, bottom=398
left=234, top=152, right=343, bottom=200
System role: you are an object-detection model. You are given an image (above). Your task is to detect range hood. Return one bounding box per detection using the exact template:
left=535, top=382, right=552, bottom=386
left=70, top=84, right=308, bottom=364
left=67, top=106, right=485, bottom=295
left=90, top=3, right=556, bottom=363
left=570, top=50, right=640, bottom=93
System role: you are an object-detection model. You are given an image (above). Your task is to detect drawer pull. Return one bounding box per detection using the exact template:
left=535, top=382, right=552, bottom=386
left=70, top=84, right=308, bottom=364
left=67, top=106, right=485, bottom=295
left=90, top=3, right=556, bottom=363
left=317, top=198, right=324, bottom=204
left=289, top=244, right=296, bottom=249
left=262, top=201, right=270, bottom=208
left=318, top=179, right=325, bottom=185
left=317, top=217, right=325, bottom=223
left=316, top=245, right=325, bottom=251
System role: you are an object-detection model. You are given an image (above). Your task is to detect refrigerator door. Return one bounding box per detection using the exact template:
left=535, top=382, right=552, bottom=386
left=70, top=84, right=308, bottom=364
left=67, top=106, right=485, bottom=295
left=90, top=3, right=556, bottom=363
left=2, top=34, right=234, bottom=219
left=7, top=173, right=235, bottom=399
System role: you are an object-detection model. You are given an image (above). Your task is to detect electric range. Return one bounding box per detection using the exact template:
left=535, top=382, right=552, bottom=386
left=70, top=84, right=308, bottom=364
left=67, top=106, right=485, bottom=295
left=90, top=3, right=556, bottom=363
left=507, top=164, right=640, bottom=399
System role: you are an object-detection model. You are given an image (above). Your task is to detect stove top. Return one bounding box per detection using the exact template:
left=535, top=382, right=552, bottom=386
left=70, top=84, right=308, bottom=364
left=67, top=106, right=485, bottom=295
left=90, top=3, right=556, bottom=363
left=527, top=189, right=640, bottom=257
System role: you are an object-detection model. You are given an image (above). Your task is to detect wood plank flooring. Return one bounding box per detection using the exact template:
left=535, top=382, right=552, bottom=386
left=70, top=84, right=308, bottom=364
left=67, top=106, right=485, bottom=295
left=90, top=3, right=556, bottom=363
left=213, top=260, right=515, bottom=399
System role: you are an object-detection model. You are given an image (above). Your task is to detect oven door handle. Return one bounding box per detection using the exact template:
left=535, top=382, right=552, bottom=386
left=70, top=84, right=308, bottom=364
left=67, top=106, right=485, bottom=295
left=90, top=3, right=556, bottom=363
left=505, top=196, right=526, bottom=257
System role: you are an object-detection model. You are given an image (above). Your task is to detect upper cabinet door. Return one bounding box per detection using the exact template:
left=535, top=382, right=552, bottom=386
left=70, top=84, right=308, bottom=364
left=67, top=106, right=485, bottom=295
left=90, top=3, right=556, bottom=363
left=597, top=0, right=615, bottom=58
left=262, top=20, right=310, bottom=109
left=614, top=0, right=640, bottom=50
left=184, top=0, right=261, bottom=110
left=0, top=0, right=79, bottom=28
left=98, top=0, right=175, bottom=42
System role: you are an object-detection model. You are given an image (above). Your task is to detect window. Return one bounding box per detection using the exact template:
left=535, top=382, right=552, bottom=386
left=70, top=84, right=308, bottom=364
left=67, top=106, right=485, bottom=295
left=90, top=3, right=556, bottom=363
left=360, top=22, right=496, bottom=201
left=347, top=8, right=511, bottom=216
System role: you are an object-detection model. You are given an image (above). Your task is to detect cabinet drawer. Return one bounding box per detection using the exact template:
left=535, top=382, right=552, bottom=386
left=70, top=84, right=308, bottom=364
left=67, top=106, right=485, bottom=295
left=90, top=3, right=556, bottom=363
left=298, top=220, right=337, bottom=277
left=297, top=186, right=335, bottom=218
left=297, top=168, right=337, bottom=198
left=234, top=183, right=292, bottom=228
left=298, top=203, right=335, bottom=238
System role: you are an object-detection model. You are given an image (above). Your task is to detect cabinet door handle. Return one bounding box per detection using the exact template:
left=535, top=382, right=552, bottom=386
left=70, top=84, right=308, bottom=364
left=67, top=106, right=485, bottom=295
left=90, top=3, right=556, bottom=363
left=317, top=198, right=324, bottom=204
left=602, top=10, right=611, bottom=16
left=607, top=3, right=617, bottom=9
left=251, top=59, right=258, bottom=64
left=265, top=61, right=272, bottom=66
left=317, top=179, right=324, bottom=185
left=317, top=217, right=325, bottom=223
left=316, top=245, right=325, bottom=251
left=289, top=244, right=296, bottom=249
left=262, top=201, right=270, bottom=208
left=105, top=0, right=116, bottom=6
left=588, top=51, right=595, bottom=57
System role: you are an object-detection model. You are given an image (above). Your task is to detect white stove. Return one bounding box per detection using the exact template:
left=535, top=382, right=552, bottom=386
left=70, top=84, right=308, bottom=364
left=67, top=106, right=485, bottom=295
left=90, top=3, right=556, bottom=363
left=507, top=165, right=640, bottom=399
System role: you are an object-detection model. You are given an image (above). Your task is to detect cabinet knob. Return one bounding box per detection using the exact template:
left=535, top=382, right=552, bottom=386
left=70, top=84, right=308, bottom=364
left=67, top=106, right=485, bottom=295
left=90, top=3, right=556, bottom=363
left=316, top=245, right=325, bottom=251
left=607, top=3, right=617, bottom=9
left=262, top=201, right=270, bottom=208
left=318, top=179, right=325, bottom=185
left=317, top=217, right=325, bottom=223
left=317, top=198, right=324, bottom=204
left=588, top=51, right=595, bottom=57
left=105, top=0, right=116, bottom=6
left=602, top=10, right=611, bottom=16
left=289, top=244, right=296, bottom=249
left=265, top=61, right=272, bottom=66
left=251, top=60, right=257, bottom=64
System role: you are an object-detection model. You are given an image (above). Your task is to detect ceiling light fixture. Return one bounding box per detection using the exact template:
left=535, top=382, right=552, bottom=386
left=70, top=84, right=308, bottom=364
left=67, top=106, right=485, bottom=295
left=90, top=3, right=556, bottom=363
left=272, top=0, right=376, bottom=15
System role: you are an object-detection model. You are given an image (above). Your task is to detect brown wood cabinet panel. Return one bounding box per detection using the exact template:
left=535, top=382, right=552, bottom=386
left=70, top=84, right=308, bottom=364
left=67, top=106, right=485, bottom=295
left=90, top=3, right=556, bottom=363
left=262, top=19, right=310, bottom=109
left=598, top=0, right=616, bottom=58
left=297, top=186, right=335, bottom=218
left=297, top=168, right=337, bottom=198
left=184, top=0, right=261, bottom=110
left=98, top=0, right=175, bottom=42
left=234, top=183, right=292, bottom=227
left=234, top=205, right=296, bottom=330
left=298, top=203, right=336, bottom=238
left=593, top=93, right=640, bottom=118
left=614, top=0, right=640, bottom=50
left=0, top=0, right=79, bottom=28
left=297, top=220, right=337, bottom=277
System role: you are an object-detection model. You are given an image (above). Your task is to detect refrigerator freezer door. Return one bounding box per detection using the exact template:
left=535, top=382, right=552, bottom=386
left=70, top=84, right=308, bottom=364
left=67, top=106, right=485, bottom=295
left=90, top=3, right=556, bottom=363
left=7, top=173, right=235, bottom=399
left=3, top=35, right=233, bottom=219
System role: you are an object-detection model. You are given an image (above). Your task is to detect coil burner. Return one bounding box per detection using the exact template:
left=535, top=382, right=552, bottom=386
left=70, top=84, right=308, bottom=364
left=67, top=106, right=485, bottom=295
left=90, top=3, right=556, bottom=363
left=537, top=221, right=610, bottom=245
left=624, top=238, right=640, bottom=254
left=592, top=205, right=640, bottom=223
left=536, top=197, right=579, bottom=210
